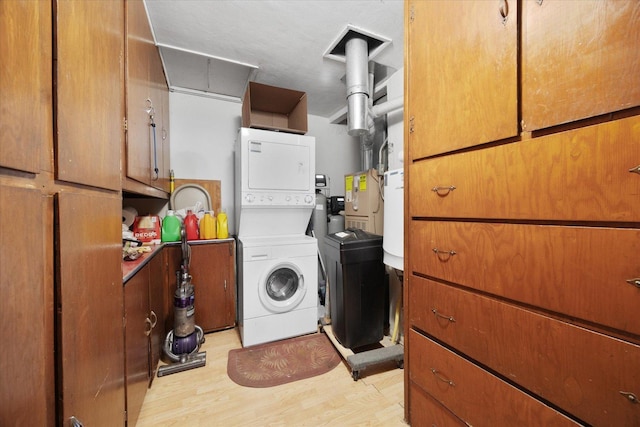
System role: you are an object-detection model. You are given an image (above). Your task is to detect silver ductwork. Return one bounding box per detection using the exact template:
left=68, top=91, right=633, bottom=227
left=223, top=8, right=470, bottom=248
left=345, top=36, right=370, bottom=136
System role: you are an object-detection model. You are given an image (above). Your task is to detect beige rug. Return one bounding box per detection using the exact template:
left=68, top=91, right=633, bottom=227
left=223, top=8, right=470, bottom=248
left=227, top=333, right=341, bottom=388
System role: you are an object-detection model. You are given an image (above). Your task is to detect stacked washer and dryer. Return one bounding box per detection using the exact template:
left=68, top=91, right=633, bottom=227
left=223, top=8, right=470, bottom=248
left=235, top=127, right=318, bottom=347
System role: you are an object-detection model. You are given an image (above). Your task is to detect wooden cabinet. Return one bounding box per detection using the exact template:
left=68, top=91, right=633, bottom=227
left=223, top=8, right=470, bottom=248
left=58, top=192, right=125, bottom=426
left=189, top=241, right=237, bottom=332
left=522, top=0, right=640, bottom=131
left=124, top=0, right=171, bottom=196
left=0, top=0, right=52, bottom=174
left=124, top=253, right=164, bottom=426
left=2, top=1, right=127, bottom=425
left=0, top=2, right=54, bottom=424
left=0, top=185, right=53, bottom=426
left=405, top=0, right=640, bottom=425
left=124, top=264, right=151, bottom=427
left=406, top=0, right=518, bottom=160
left=165, top=240, right=237, bottom=334
left=148, top=253, right=167, bottom=381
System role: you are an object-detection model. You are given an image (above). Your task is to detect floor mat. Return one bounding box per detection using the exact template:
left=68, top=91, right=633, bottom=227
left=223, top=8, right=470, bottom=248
left=227, top=333, right=341, bottom=388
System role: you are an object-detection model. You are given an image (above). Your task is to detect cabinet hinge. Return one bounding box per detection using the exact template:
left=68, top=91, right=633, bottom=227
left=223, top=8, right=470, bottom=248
left=229, top=242, right=233, bottom=256
left=410, top=4, right=415, bottom=23
left=409, top=116, right=415, bottom=133
left=123, top=117, right=128, bottom=131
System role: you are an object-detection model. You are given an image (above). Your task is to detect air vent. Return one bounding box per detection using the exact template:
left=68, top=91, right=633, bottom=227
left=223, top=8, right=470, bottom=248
left=158, top=44, right=258, bottom=100
left=323, top=25, right=391, bottom=63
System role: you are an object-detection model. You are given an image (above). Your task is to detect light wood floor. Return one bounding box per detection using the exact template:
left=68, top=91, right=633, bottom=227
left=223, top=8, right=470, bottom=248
left=136, top=328, right=407, bottom=426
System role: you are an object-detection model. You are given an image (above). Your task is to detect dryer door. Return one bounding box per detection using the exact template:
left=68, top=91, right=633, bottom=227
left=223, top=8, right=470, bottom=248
left=259, top=262, right=306, bottom=313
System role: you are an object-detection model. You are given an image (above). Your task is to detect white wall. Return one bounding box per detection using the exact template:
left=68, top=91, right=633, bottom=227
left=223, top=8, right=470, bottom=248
left=169, top=91, right=360, bottom=235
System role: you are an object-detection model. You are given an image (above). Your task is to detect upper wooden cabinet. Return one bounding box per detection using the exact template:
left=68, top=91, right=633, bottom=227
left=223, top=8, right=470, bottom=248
left=406, top=0, right=519, bottom=160
left=55, top=0, right=123, bottom=191
left=0, top=0, right=52, bottom=174
left=522, top=0, right=640, bottom=131
left=124, top=0, right=170, bottom=195
left=407, top=0, right=640, bottom=160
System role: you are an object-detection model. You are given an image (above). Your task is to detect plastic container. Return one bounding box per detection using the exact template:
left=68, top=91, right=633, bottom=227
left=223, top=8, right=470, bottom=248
left=199, top=211, right=216, bottom=240
left=216, top=210, right=228, bottom=239
left=324, top=228, right=386, bottom=349
left=161, top=210, right=181, bottom=242
left=184, top=209, right=199, bottom=241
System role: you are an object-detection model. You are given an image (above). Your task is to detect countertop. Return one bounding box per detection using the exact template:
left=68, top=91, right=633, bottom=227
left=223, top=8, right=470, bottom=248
left=122, top=238, right=235, bottom=284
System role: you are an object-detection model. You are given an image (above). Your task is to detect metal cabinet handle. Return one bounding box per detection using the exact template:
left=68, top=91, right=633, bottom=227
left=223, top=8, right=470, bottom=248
left=431, top=186, right=456, bottom=196
left=620, top=391, right=638, bottom=404
left=431, top=368, right=456, bottom=387
left=629, top=165, right=640, bottom=175
left=150, top=310, right=158, bottom=328
left=626, top=278, right=640, bottom=288
left=224, top=279, right=227, bottom=291
left=69, top=416, right=84, bottom=427
left=499, top=0, right=509, bottom=24
left=144, top=317, right=153, bottom=337
left=432, top=248, right=457, bottom=260
left=432, top=308, right=456, bottom=323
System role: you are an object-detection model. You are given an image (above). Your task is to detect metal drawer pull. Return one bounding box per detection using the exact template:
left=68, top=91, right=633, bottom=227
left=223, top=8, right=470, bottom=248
left=431, top=186, right=456, bottom=196
left=150, top=310, right=158, bottom=328
left=629, top=165, right=640, bottom=175
left=620, top=391, right=638, bottom=404
left=499, top=0, right=509, bottom=25
left=431, top=368, right=455, bottom=387
left=144, top=318, right=153, bottom=337
left=433, top=248, right=457, bottom=259
left=432, top=308, right=456, bottom=323
left=625, top=278, right=640, bottom=288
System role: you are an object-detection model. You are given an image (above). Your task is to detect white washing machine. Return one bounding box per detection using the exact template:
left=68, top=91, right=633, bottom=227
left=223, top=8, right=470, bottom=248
left=237, top=234, right=318, bottom=347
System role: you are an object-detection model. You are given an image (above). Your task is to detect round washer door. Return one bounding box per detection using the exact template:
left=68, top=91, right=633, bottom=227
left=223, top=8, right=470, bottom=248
left=258, top=262, right=306, bottom=313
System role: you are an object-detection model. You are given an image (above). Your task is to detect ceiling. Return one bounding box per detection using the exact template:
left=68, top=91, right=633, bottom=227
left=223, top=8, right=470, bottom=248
left=144, top=0, right=405, bottom=120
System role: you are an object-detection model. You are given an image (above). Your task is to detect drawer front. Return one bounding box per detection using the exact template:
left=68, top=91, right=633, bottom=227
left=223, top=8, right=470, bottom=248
left=410, top=220, right=640, bottom=336
left=408, top=330, right=579, bottom=427
left=409, top=381, right=467, bottom=427
left=409, top=277, right=640, bottom=426
left=409, top=115, right=640, bottom=222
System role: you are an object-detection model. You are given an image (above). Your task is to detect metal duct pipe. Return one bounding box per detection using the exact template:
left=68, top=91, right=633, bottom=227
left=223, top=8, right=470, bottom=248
left=345, top=36, right=369, bottom=136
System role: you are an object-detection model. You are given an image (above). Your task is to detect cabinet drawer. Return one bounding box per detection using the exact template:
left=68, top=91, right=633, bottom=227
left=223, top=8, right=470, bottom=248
left=408, top=330, right=579, bottom=427
left=409, top=381, right=467, bottom=427
left=409, top=115, right=640, bottom=222
left=410, top=220, right=640, bottom=336
left=409, top=277, right=640, bottom=426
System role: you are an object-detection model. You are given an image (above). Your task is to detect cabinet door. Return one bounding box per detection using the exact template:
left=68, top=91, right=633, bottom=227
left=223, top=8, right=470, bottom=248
left=57, top=191, right=125, bottom=426
left=125, top=0, right=153, bottom=187
left=124, top=264, right=151, bottom=427
left=148, top=253, right=166, bottom=383
left=190, top=242, right=236, bottom=332
left=149, top=46, right=171, bottom=192
left=0, top=185, right=53, bottom=426
left=0, top=0, right=52, bottom=174
left=522, top=0, right=640, bottom=131
left=406, top=0, right=518, bottom=160
left=55, top=0, right=123, bottom=190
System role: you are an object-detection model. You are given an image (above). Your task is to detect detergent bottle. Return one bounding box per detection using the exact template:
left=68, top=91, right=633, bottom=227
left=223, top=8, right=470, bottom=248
left=161, top=210, right=181, bottom=242
left=216, top=209, right=228, bottom=239
left=199, top=211, right=216, bottom=240
left=184, top=209, right=199, bottom=240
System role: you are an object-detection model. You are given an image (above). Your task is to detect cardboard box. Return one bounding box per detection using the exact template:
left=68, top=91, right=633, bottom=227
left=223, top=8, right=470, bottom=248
left=242, top=81, right=308, bottom=134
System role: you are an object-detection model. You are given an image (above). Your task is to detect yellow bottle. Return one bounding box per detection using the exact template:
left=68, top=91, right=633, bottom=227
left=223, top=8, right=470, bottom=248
left=199, top=211, right=216, bottom=240
left=216, top=210, right=228, bottom=239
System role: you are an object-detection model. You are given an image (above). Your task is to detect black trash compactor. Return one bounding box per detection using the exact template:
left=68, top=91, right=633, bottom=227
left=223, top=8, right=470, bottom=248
left=324, top=228, right=386, bottom=350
